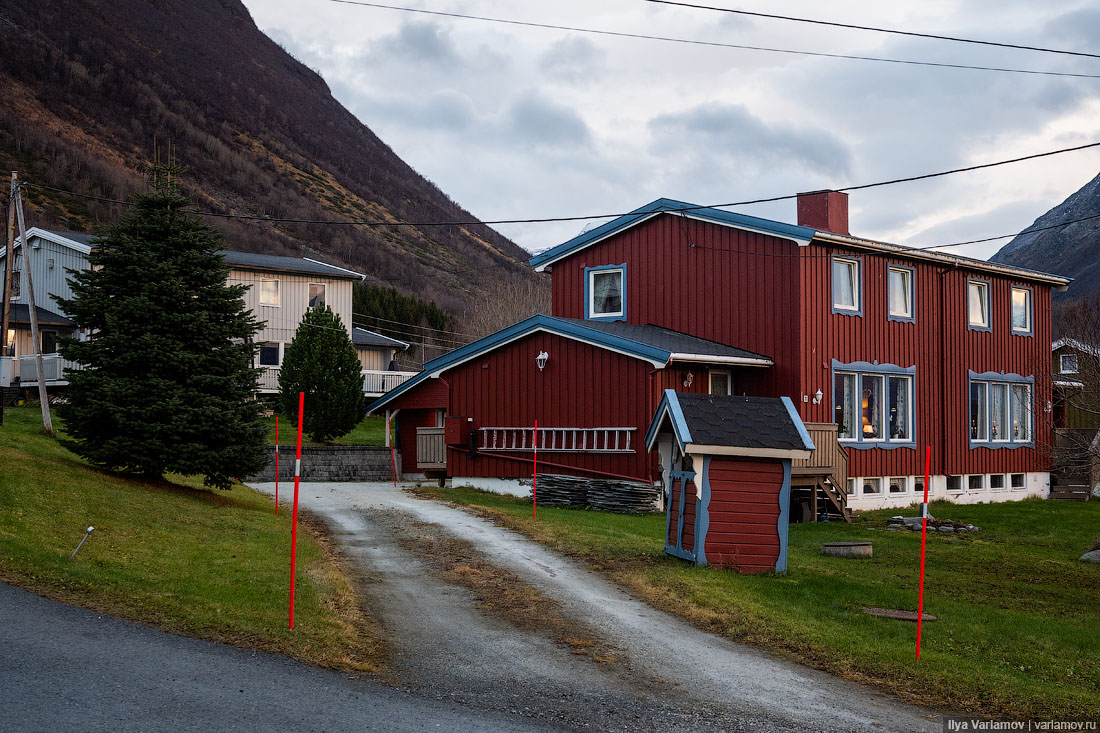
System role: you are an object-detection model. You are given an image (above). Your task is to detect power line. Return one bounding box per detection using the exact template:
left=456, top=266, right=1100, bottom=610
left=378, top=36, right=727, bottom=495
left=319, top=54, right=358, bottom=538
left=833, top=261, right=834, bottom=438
left=321, top=0, right=1100, bottom=80
left=21, top=140, right=1100, bottom=228
left=353, top=312, right=472, bottom=339
left=647, top=0, right=1100, bottom=60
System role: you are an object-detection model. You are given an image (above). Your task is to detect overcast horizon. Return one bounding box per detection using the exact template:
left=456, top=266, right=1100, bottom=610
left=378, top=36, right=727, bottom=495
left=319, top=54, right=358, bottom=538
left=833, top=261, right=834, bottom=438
left=242, top=0, right=1100, bottom=260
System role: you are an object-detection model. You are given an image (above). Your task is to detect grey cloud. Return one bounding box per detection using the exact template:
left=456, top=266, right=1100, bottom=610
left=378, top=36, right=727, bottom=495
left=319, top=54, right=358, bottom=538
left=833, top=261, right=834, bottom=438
left=649, top=103, right=852, bottom=177
left=538, top=37, right=607, bottom=85
left=348, top=89, right=477, bottom=132
left=375, top=21, right=462, bottom=68
left=507, top=93, right=592, bottom=148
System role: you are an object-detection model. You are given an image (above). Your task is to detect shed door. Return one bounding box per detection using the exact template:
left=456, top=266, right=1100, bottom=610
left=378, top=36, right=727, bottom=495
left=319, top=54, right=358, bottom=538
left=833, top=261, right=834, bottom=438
left=666, top=469, right=697, bottom=562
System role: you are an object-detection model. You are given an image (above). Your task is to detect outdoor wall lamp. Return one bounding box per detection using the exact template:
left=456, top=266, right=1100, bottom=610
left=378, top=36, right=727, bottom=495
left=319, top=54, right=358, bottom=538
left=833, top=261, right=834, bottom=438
left=812, top=389, right=823, bottom=405
left=536, top=351, right=549, bottom=371
left=683, top=372, right=694, bottom=388
left=1045, top=400, right=1053, bottom=413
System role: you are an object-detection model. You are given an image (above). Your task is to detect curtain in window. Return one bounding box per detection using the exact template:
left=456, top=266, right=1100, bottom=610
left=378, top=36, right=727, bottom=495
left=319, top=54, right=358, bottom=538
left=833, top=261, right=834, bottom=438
left=832, top=259, right=855, bottom=309
left=834, top=372, right=855, bottom=438
left=592, top=271, right=622, bottom=315
left=1011, top=384, right=1031, bottom=441
left=888, top=269, right=910, bottom=316
left=970, top=382, right=988, bottom=440
left=968, top=282, right=988, bottom=327
left=888, top=375, right=910, bottom=440
left=861, top=374, right=882, bottom=439
left=990, top=383, right=1008, bottom=440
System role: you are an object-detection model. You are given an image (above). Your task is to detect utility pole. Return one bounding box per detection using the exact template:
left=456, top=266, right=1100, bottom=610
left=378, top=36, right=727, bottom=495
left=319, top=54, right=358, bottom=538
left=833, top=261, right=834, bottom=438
left=0, top=172, right=16, bottom=426
left=13, top=174, right=54, bottom=436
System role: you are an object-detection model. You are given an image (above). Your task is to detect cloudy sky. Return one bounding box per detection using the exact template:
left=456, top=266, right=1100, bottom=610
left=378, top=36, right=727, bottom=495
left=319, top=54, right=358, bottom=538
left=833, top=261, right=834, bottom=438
left=242, top=0, right=1100, bottom=259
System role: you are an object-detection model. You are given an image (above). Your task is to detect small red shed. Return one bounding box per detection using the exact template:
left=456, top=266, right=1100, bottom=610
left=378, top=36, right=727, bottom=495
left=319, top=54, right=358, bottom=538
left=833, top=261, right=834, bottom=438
left=646, top=390, right=815, bottom=574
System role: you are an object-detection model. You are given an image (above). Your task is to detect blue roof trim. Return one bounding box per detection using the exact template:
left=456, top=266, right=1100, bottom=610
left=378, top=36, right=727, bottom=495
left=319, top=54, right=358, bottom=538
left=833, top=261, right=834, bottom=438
left=780, top=395, right=816, bottom=451
left=645, top=389, right=693, bottom=452
left=367, top=314, right=673, bottom=413
left=529, top=198, right=817, bottom=270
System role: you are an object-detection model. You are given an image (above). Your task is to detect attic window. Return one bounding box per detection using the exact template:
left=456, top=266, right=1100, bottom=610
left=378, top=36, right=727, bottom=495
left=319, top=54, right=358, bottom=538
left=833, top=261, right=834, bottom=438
left=1060, top=353, right=1078, bottom=374
left=308, top=283, right=326, bottom=309
left=586, top=265, right=625, bottom=321
left=260, top=279, right=279, bottom=306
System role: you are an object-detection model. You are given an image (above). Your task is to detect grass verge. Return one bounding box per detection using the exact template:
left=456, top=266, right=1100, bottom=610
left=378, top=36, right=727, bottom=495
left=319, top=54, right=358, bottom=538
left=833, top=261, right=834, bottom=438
left=0, top=406, right=384, bottom=673
left=417, top=484, right=1100, bottom=720
left=263, top=413, right=385, bottom=447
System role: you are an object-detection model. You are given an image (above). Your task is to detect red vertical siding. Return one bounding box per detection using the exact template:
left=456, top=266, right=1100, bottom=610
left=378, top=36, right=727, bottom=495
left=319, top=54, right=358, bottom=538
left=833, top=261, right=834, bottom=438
left=681, top=481, right=696, bottom=553
left=397, top=409, right=437, bottom=474
left=703, top=458, right=782, bottom=573
left=549, top=214, right=801, bottom=398
left=796, top=246, right=1053, bottom=477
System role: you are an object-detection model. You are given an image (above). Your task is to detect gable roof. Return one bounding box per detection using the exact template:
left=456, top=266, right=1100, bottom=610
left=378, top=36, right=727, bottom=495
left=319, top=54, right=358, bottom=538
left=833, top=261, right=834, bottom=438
left=352, top=327, right=409, bottom=349
left=529, top=198, right=816, bottom=271
left=1052, top=337, right=1099, bottom=356
left=219, top=251, right=365, bottom=280
left=529, top=198, right=1072, bottom=287
left=2, top=227, right=96, bottom=259
left=7, top=303, right=77, bottom=328
left=367, top=314, right=772, bottom=413
left=646, top=389, right=814, bottom=459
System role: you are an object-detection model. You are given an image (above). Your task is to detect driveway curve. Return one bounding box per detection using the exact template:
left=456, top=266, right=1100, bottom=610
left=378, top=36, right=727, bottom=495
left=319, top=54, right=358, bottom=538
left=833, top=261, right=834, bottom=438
left=250, top=481, right=941, bottom=732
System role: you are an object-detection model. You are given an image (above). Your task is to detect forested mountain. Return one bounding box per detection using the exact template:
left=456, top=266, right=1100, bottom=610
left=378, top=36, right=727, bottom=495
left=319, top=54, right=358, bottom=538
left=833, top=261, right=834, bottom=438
left=991, top=171, right=1100, bottom=301
left=0, top=0, right=540, bottom=315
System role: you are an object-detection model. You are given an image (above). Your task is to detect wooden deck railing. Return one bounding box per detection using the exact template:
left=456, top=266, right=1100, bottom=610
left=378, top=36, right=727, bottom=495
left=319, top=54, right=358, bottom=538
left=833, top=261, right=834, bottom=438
left=362, top=370, right=418, bottom=396
left=416, top=426, right=447, bottom=470
left=792, top=422, right=848, bottom=487
left=17, top=354, right=83, bottom=385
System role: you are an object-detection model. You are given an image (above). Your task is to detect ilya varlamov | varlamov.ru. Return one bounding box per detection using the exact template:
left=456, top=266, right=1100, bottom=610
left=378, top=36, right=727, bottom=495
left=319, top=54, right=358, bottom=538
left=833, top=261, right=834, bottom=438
left=944, top=720, right=1098, bottom=732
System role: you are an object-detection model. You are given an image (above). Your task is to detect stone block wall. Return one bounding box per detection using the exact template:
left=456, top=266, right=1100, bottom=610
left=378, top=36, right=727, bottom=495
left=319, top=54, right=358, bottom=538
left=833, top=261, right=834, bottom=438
left=247, top=446, right=394, bottom=482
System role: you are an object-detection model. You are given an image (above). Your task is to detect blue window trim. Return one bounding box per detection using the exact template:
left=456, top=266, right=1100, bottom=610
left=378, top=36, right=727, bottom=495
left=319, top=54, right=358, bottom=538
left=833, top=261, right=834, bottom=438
left=1010, top=284, right=1034, bottom=338
left=968, top=370, right=1034, bottom=449
left=967, top=278, right=992, bottom=333
left=831, top=359, right=917, bottom=450
left=584, top=263, right=627, bottom=322
left=830, top=255, right=863, bottom=317
left=886, top=264, right=916, bottom=324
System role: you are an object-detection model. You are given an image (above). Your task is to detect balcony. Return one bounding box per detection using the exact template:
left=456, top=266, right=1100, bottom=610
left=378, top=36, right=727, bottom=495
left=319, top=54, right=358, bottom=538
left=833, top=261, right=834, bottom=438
left=257, top=367, right=280, bottom=393
left=363, top=369, right=418, bottom=397
left=11, top=353, right=84, bottom=387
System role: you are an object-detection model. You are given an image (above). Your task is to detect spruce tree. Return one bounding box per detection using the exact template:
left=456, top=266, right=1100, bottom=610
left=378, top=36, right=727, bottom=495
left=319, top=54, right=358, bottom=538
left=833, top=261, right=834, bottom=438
left=56, top=169, right=266, bottom=489
left=278, top=305, right=365, bottom=443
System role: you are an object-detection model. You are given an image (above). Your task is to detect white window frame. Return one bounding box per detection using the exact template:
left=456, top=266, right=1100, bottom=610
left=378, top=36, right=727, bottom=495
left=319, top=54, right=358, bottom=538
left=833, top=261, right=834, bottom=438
left=990, top=474, right=1007, bottom=491
left=308, top=282, right=327, bottom=309
left=947, top=475, right=964, bottom=493
left=1010, top=473, right=1026, bottom=490
left=587, top=266, right=625, bottom=320
left=888, top=476, right=908, bottom=494
left=258, top=341, right=282, bottom=367
left=845, top=478, right=856, bottom=496
left=968, top=474, right=986, bottom=492
left=1060, top=353, right=1079, bottom=374
left=1010, top=286, right=1031, bottom=335
left=887, top=266, right=914, bottom=321
left=831, top=256, right=861, bottom=314
left=259, top=278, right=280, bottom=307
left=970, top=376, right=1032, bottom=447
left=968, top=279, right=991, bottom=331
left=861, top=477, right=882, bottom=495
left=708, top=369, right=732, bottom=396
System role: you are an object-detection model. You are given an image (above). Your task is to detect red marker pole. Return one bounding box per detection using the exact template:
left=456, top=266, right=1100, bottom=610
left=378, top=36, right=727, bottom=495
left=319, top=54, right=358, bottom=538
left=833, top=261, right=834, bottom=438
left=274, top=415, right=279, bottom=516
left=916, top=445, right=931, bottom=658
left=533, top=419, right=538, bottom=520
left=390, top=444, right=398, bottom=489
left=289, top=392, right=304, bottom=630
left=388, top=412, right=398, bottom=488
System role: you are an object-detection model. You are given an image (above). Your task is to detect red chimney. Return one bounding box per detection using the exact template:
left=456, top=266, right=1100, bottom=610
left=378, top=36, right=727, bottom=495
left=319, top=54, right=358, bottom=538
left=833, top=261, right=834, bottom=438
left=797, top=190, right=849, bottom=235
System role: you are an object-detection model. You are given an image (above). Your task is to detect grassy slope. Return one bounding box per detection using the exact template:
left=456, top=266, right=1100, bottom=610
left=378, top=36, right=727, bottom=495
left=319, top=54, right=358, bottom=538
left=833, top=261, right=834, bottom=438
left=424, top=485, right=1100, bottom=720
left=0, top=407, right=382, bottom=671
left=263, top=414, right=385, bottom=447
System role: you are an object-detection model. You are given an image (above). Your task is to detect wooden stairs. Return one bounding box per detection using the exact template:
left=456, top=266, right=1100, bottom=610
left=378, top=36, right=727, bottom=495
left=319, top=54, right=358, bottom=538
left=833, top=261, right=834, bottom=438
left=791, top=423, right=851, bottom=522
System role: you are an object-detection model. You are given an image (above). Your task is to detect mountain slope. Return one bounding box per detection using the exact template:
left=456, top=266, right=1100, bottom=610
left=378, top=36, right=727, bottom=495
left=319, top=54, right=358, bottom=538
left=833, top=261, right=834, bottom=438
left=0, top=0, right=538, bottom=314
left=991, top=171, right=1100, bottom=300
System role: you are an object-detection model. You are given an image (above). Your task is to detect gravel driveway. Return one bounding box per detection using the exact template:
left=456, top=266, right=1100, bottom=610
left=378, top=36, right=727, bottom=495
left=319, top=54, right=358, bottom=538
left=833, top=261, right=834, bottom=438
left=250, top=480, right=941, bottom=732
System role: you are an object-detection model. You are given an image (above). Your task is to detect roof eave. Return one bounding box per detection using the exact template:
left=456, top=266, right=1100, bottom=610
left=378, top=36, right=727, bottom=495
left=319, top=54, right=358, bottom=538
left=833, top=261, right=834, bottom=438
left=684, top=444, right=814, bottom=460
left=668, top=353, right=773, bottom=367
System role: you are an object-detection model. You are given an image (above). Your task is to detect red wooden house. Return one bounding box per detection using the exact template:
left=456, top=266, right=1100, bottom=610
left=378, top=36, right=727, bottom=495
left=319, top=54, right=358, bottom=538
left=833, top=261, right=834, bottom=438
left=369, top=191, right=1070, bottom=515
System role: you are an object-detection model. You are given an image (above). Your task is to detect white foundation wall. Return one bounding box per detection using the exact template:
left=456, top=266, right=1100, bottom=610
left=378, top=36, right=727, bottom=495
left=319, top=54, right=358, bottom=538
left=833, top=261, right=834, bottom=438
left=847, top=472, right=1049, bottom=512
left=449, top=477, right=532, bottom=498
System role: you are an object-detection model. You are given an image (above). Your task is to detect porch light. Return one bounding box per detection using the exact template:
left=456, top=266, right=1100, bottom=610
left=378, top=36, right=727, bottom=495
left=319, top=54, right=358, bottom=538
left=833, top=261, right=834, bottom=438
left=536, top=351, right=549, bottom=371
left=812, top=389, right=823, bottom=405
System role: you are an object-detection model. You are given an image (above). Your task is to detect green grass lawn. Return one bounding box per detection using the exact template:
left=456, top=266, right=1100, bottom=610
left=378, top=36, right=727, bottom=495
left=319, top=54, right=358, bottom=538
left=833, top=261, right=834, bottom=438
left=263, top=414, right=385, bottom=447
left=424, top=484, right=1100, bottom=720
left=0, top=407, right=383, bottom=671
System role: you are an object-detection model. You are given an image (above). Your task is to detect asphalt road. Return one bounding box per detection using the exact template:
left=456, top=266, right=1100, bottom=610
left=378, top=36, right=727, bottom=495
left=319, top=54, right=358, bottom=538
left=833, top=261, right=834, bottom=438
left=0, top=582, right=548, bottom=732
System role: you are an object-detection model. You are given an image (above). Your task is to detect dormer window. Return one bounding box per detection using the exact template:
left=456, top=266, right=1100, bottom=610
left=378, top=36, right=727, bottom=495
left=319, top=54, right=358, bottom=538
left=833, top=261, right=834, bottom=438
left=585, top=264, right=625, bottom=321
left=1060, top=353, right=1078, bottom=374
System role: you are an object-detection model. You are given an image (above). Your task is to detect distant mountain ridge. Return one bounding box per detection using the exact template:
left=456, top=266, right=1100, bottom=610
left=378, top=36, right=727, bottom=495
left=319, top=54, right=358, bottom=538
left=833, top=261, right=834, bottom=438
left=991, top=171, right=1100, bottom=300
left=0, top=0, right=539, bottom=314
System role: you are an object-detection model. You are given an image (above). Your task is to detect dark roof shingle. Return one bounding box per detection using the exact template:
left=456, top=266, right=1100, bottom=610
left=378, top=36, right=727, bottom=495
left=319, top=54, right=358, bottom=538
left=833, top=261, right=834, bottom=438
left=675, top=393, right=809, bottom=451
left=560, top=319, right=769, bottom=362
left=8, top=304, right=77, bottom=328
left=218, top=251, right=364, bottom=280
left=352, top=327, right=408, bottom=349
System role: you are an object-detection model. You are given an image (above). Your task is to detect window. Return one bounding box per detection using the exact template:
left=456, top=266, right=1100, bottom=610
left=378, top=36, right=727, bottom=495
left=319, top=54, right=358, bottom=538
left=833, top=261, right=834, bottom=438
left=887, top=266, right=914, bottom=321
left=1010, top=473, right=1026, bottom=489
left=1060, top=353, right=1079, bottom=374
left=308, top=283, right=326, bottom=309
left=990, top=474, right=1006, bottom=491
left=260, top=279, right=279, bottom=306
left=968, top=279, right=990, bottom=331
left=585, top=265, right=625, bottom=320
left=845, top=478, right=856, bottom=496
left=258, top=342, right=280, bottom=366
left=914, top=477, right=925, bottom=496
left=708, top=370, right=731, bottom=396
left=947, top=475, right=963, bottom=493
left=862, top=477, right=882, bottom=495
left=833, top=364, right=914, bottom=447
left=888, top=476, right=907, bottom=494
left=970, top=373, right=1032, bottom=447
left=968, top=475, right=985, bottom=491
left=1010, top=287, right=1031, bottom=334
left=41, top=330, right=57, bottom=354
left=10, top=268, right=19, bottom=298
left=831, top=257, right=860, bottom=314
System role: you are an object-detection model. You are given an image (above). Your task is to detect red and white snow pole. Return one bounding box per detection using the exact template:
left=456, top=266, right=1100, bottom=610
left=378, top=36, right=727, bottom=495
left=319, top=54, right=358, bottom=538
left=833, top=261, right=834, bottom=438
left=289, top=392, right=304, bottom=629
left=274, top=415, right=279, bottom=516
left=533, top=418, right=538, bottom=520
left=916, top=445, right=931, bottom=658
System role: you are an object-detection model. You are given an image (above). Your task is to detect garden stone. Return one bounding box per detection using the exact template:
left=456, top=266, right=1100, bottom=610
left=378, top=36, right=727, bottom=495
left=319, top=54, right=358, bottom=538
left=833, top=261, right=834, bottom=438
left=1080, top=550, right=1100, bottom=564
left=939, top=526, right=955, bottom=533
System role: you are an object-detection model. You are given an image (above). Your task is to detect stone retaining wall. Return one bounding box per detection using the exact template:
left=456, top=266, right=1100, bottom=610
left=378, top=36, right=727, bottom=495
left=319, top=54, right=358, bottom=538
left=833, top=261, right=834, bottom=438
left=247, top=446, right=394, bottom=482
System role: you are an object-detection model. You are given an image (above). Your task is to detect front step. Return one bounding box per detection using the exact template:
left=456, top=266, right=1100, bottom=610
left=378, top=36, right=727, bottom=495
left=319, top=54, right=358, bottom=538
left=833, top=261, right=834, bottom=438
left=790, top=475, right=851, bottom=522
